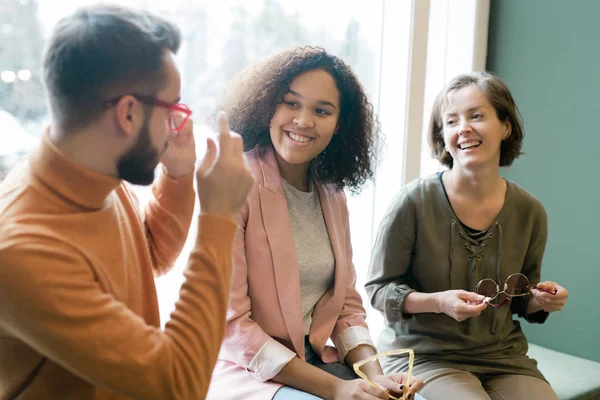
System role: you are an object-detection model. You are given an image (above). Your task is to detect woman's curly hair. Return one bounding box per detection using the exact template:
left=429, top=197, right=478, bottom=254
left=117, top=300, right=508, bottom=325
left=214, top=46, right=381, bottom=194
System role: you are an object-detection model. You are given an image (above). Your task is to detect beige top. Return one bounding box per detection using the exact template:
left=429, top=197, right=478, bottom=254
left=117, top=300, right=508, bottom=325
left=283, top=178, right=335, bottom=335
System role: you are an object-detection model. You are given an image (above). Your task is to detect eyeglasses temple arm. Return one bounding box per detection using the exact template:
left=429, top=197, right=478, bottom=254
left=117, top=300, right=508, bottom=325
left=531, top=285, right=558, bottom=295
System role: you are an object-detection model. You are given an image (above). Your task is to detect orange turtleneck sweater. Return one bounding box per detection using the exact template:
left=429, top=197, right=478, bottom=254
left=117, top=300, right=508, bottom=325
left=0, top=132, right=236, bottom=399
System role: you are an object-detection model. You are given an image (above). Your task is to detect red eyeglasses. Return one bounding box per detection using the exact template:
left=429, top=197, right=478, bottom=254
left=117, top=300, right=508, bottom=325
left=475, top=273, right=558, bottom=308
left=104, top=94, right=192, bottom=132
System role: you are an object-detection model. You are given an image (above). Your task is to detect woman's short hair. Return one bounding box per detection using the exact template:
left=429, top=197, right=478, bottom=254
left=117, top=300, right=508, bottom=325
left=428, top=72, right=524, bottom=168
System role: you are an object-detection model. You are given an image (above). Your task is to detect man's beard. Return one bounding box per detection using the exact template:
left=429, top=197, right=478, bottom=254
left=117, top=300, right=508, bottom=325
left=116, top=118, right=168, bottom=185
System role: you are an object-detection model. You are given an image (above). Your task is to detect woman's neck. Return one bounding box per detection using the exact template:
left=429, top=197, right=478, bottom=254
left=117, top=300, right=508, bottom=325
left=447, top=163, right=504, bottom=201
left=276, top=154, right=310, bottom=192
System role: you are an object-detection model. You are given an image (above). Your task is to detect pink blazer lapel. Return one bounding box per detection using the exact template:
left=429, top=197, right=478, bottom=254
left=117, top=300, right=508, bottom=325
left=257, top=147, right=305, bottom=358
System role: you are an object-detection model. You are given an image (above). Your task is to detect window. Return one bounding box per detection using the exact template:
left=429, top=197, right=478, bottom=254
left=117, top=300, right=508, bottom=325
left=0, top=0, right=490, bottom=337
left=0, top=0, right=386, bottom=323
left=419, top=0, right=490, bottom=178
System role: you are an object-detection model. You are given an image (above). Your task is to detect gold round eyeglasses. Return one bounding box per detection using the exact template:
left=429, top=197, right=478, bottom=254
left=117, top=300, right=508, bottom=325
left=353, top=349, right=414, bottom=400
left=475, top=272, right=557, bottom=307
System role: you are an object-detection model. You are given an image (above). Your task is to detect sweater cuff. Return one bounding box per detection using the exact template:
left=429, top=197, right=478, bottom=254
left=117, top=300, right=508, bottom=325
left=248, top=338, right=296, bottom=382
left=513, top=297, right=549, bottom=324
left=393, top=285, right=416, bottom=318
left=334, top=326, right=376, bottom=360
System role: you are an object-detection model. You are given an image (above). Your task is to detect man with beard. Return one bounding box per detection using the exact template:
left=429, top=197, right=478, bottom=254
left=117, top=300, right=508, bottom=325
left=0, top=4, right=253, bottom=400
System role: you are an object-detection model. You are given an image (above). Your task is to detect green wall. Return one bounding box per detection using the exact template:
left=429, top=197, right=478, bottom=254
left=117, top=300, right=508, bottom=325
left=487, top=0, right=600, bottom=362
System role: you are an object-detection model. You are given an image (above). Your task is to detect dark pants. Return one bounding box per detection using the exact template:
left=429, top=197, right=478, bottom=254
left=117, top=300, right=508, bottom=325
left=304, top=336, right=358, bottom=380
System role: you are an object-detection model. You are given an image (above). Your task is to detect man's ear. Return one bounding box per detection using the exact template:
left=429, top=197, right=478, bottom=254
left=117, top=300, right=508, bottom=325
left=114, top=95, right=144, bottom=138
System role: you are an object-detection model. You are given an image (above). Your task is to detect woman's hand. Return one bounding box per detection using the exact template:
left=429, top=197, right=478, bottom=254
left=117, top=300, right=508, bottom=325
left=435, top=290, right=488, bottom=322
left=530, top=282, right=568, bottom=312
left=331, top=379, right=389, bottom=399
left=371, top=373, right=424, bottom=399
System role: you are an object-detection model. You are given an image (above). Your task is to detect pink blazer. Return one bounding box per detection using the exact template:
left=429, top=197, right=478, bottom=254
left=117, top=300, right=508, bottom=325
left=207, top=146, right=370, bottom=400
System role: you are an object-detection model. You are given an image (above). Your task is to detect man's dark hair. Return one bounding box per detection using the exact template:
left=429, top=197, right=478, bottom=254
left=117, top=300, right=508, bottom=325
left=43, top=4, right=181, bottom=132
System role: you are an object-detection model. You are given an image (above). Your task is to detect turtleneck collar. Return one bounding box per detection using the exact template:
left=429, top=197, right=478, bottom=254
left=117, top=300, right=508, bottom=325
left=29, top=127, right=122, bottom=210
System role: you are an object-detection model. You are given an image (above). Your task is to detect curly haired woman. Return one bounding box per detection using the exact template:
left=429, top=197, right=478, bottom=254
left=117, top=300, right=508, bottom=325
left=206, top=47, right=424, bottom=400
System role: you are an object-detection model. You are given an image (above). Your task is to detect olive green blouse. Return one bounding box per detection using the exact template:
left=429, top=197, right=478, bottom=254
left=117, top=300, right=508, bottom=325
left=365, top=173, right=550, bottom=380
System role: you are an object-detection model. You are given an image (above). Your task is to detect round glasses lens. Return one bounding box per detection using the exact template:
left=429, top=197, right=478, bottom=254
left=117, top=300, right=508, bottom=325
left=505, top=274, right=529, bottom=296
left=476, top=279, right=498, bottom=297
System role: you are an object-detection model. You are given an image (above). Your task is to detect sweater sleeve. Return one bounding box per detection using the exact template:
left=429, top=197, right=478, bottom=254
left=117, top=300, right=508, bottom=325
left=511, top=201, right=550, bottom=323
left=0, top=214, right=234, bottom=400
left=143, top=170, right=196, bottom=276
left=365, top=188, right=417, bottom=324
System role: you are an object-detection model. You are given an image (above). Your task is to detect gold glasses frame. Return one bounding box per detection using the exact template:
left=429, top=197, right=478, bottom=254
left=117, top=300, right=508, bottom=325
left=475, top=272, right=557, bottom=308
left=353, top=349, right=414, bottom=400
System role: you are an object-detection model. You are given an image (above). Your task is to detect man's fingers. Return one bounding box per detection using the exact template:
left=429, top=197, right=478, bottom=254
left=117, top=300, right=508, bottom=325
left=180, top=118, right=194, bottom=139
left=217, top=111, right=232, bottom=153
left=196, top=137, right=217, bottom=177
left=230, top=131, right=244, bottom=157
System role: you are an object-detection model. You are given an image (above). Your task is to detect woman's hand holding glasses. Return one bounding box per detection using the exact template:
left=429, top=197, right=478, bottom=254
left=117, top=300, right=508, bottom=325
left=474, top=273, right=567, bottom=313
left=529, top=281, right=568, bottom=313
left=435, top=290, right=489, bottom=322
